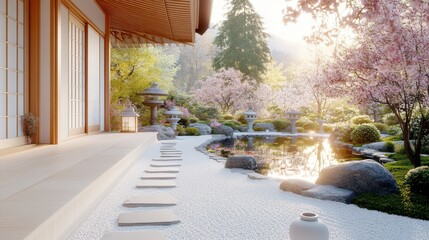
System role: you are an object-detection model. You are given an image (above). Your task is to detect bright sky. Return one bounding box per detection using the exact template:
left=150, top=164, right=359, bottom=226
left=210, top=0, right=314, bottom=44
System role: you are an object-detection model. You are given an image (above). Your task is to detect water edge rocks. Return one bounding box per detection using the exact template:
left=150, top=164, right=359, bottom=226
left=316, top=159, right=399, bottom=194
left=225, top=155, right=257, bottom=170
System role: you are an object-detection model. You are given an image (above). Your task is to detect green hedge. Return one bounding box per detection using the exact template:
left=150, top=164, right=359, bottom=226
left=351, top=124, right=381, bottom=144
left=185, top=127, right=200, bottom=136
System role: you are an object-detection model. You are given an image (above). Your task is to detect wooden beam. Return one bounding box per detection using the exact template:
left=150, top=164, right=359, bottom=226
left=29, top=0, right=40, bottom=144
left=50, top=0, right=60, bottom=144
left=104, top=14, right=110, bottom=131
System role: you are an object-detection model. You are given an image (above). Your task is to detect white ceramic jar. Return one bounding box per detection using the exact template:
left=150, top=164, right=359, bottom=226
left=289, top=212, right=329, bottom=240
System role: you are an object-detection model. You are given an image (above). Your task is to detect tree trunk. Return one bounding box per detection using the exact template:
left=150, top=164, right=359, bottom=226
left=402, top=127, right=421, bottom=167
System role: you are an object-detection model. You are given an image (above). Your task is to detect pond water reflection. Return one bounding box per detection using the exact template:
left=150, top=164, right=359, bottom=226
left=208, top=136, right=340, bottom=182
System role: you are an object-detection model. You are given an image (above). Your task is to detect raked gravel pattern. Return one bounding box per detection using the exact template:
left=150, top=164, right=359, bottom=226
left=68, top=136, right=429, bottom=240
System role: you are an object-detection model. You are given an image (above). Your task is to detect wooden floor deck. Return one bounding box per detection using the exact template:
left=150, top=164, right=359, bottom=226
left=0, top=132, right=157, bottom=240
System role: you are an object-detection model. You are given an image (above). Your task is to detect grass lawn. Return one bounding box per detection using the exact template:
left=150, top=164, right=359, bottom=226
left=353, top=154, right=429, bottom=220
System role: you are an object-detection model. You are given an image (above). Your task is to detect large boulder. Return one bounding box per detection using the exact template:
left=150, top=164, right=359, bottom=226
left=316, top=159, right=399, bottom=194
left=139, top=125, right=175, bottom=140
left=212, top=125, right=234, bottom=137
left=279, top=179, right=316, bottom=195
left=254, top=123, right=276, bottom=132
left=189, top=123, right=212, bottom=135
left=302, top=185, right=356, bottom=204
left=225, top=155, right=257, bottom=170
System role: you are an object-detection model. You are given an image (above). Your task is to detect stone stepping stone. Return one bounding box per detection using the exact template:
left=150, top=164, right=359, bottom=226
left=151, top=162, right=182, bottom=167
left=136, top=180, right=176, bottom=188
left=123, top=194, right=177, bottom=207
left=152, top=158, right=183, bottom=161
left=101, top=231, right=166, bottom=240
left=141, top=173, right=177, bottom=179
left=160, top=150, right=182, bottom=153
left=118, top=210, right=180, bottom=226
left=161, top=143, right=177, bottom=146
left=145, top=167, right=180, bottom=173
left=161, top=152, right=182, bottom=155
left=160, top=155, right=182, bottom=158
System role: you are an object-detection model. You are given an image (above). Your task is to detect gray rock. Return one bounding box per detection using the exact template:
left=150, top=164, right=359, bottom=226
left=188, top=123, right=212, bottom=135
left=279, top=179, right=316, bottom=194
left=140, top=125, right=175, bottom=140
left=316, top=159, right=399, bottom=194
left=380, top=158, right=395, bottom=164
left=253, top=123, right=276, bottom=132
left=362, top=141, right=396, bottom=152
left=225, top=155, right=257, bottom=170
left=302, top=185, right=356, bottom=204
left=247, top=172, right=268, bottom=180
left=212, top=125, right=234, bottom=137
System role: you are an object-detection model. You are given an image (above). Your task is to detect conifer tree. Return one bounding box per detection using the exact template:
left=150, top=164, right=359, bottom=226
left=213, top=0, right=271, bottom=83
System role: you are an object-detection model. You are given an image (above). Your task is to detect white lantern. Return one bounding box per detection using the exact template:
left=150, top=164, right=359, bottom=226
left=121, top=106, right=140, bottom=132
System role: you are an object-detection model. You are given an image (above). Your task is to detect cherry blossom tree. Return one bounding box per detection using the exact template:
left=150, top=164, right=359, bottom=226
left=193, top=68, right=257, bottom=114
left=285, top=0, right=429, bottom=167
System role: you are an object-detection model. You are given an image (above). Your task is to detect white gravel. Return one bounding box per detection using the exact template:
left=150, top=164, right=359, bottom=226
left=68, top=136, right=429, bottom=240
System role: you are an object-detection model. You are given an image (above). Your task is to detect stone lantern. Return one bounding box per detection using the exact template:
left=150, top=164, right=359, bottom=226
left=121, top=106, right=139, bottom=132
left=317, top=119, right=325, bottom=133
left=164, top=106, right=183, bottom=130
left=286, top=110, right=301, bottom=134
left=244, top=108, right=257, bottom=132
left=138, top=82, right=168, bottom=125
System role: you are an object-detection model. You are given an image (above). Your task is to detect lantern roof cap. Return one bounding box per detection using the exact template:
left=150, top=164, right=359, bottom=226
left=165, top=106, right=183, bottom=115
left=286, top=110, right=301, bottom=115
left=121, top=106, right=140, bottom=117
left=244, top=108, right=257, bottom=116
left=140, top=82, right=168, bottom=96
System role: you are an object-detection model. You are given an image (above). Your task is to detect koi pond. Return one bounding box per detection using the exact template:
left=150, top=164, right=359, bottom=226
left=207, top=136, right=352, bottom=182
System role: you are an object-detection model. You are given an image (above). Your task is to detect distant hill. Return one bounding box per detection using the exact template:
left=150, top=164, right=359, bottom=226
left=268, top=33, right=307, bottom=66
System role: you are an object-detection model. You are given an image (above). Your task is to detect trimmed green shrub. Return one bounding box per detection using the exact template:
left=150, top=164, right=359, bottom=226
left=177, top=125, right=186, bottom=136
left=387, top=125, right=402, bottom=136
left=383, top=113, right=399, bottom=126
left=189, top=118, right=199, bottom=124
left=385, top=141, right=395, bottom=152
left=254, top=127, right=264, bottom=131
left=271, top=119, right=290, bottom=132
left=222, top=114, right=234, bottom=120
left=237, top=114, right=247, bottom=124
left=185, top=127, right=200, bottom=136
left=351, top=115, right=373, bottom=125
left=404, top=166, right=429, bottom=195
left=350, top=124, right=381, bottom=144
left=221, top=120, right=242, bottom=130
left=296, top=127, right=305, bottom=133
left=372, top=122, right=388, bottom=133
left=332, top=124, right=356, bottom=143
left=296, top=118, right=317, bottom=132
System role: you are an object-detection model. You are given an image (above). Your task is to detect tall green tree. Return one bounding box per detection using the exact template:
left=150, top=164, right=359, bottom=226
left=213, top=0, right=271, bottom=83
left=110, top=47, right=177, bottom=130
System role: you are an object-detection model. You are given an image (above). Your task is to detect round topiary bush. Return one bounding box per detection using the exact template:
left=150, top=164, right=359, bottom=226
left=332, top=124, right=356, bottom=143
left=185, top=127, right=200, bottom=136
left=272, top=119, right=290, bottom=132
left=382, top=113, right=399, bottom=126
left=404, top=166, right=429, bottom=196
left=372, top=122, right=388, bottom=133
left=351, top=115, right=373, bottom=125
left=351, top=124, right=381, bottom=144
left=222, top=114, right=234, bottom=120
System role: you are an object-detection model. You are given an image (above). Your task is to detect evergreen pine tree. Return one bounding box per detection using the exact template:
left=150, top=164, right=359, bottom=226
left=213, top=0, right=271, bottom=83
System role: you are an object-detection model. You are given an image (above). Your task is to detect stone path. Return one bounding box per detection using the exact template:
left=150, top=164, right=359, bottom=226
left=101, top=141, right=182, bottom=239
